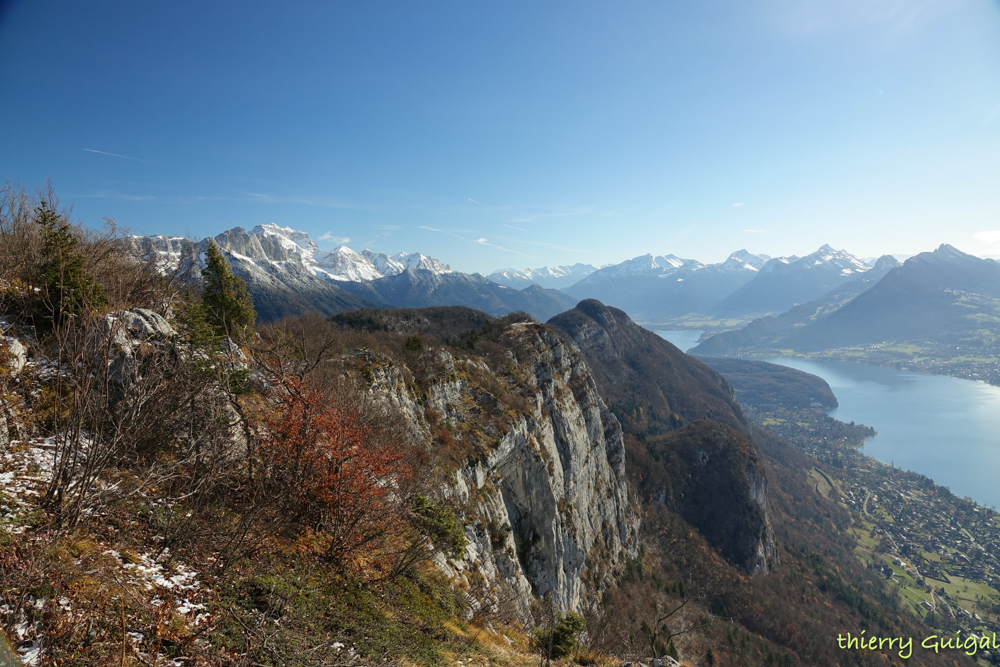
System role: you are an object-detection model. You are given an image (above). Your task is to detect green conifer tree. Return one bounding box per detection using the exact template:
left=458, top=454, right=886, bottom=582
left=34, top=201, right=106, bottom=328
left=200, top=240, right=256, bottom=339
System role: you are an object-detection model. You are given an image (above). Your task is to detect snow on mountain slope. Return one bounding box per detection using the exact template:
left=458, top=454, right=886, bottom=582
left=810, top=244, right=870, bottom=276
left=718, top=249, right=771, bottom=272
left=563, top=249, right=770, bottom=320
left=486, top=263, right=598, bottom=289
left=712, top=245, right=871, bottom=318
left=315, top=246, right=386, bottom=282
left=131, top=225, right=451, bottom=283
left=589, top=253, right=700, bottom=279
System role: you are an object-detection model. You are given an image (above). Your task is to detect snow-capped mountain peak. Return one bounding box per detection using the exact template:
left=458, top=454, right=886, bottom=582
left=806, top=245, right=870, bottom=275
left=591, top=253, right=700, bottom=279
left=390, top=252, right=452, bottom=274
left=251, top=224, right=321, bottom=261
left=314, top=246, right=385, bottom=282
left=131, top=225, right=451, bottom=284
left=720, top=249, right=770, bottom=272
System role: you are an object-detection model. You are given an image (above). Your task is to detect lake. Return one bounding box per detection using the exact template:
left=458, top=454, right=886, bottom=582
left=758, top=357, right=1000, bottom=509
left=655, top=329, right=704, bottom=353
left=654, top=331, right=1000, bottom=508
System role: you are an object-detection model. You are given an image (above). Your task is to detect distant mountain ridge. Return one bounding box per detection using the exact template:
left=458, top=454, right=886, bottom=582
left=486, top=263, right=598, bottom=289
left=710, top=244, right=871, bottom=318
left=130, top=225, right=575, bottom=322
left=137, top=223, right=452, bottom=283
left=693, top=255, right=901, bottom=356
left=338, top=269, right=577, bottom=322
left=783, top=245, right=1000, bottom=350
left=693, top=245, right=1000, bottom=365
left=563, top=249, right=773, bottom=323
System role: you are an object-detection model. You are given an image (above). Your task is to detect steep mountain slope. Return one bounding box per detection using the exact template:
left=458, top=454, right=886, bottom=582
left=633, top=420, right=777, bottom=573
left=366, top=316, right=640, bottom=612
left=784, top=245, right=1000, bottom=350
left=486, top=263, right=598, bottom=289
left=695, top=246, right=1000, bottom=370
left=545, top=300, right=780, bottom=575
left=693, top=254, right=900, bottom=356
left=323, top=307, right=643, bottom=611
left=712, top=245, right=871, bottom=318
left=564, top=251, right=772, bottom=322
left=547, top=300, right=748, bottom=435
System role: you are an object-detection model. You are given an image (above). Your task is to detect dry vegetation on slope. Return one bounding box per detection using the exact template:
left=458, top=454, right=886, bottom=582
left=0, top=184, right=972, bottom=667
left=0, top=185, right=508, bottom=666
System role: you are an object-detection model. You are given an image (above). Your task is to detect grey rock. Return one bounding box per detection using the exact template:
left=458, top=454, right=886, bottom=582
left=363, top=321, right=640, bottom=618
left=1, top=337, right=26, bottom=375
left=120, top=308, right=175, bottom=339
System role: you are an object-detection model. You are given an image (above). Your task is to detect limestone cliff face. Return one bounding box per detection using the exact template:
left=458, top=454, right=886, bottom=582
left=358, top=320, right=640, bottom=615
left=548, top=300, right=777, bottom=574
left=129, top=231, right=376, bottom=321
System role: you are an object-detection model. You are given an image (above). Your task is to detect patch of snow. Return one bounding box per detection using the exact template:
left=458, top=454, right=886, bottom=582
left=18, top=640, right=40, bottom=665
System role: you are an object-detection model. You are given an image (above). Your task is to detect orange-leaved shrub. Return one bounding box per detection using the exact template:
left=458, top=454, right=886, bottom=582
left=253, top=374, right=411, bottom=574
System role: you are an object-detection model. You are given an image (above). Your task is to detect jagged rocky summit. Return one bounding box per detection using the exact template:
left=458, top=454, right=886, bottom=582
left=133, top=223, right=451, bottom=283
left=130, top=225, right=575, bottom=323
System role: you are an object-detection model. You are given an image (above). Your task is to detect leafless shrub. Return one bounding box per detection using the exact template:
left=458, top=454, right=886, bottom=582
left=469, top=572, right=524, bottom=630
left=39, top=310, right=181, bottom=528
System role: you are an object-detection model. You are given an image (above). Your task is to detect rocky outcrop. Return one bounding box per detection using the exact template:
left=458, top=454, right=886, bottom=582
left=359, top=320, right=640, bottom=616
left=91, top=308, right=177, bottom=387
left=0, top=335, right=27, bottom=448
left=1, top=337, right=26, bottom=376
left=548, top=300, right=777, bottom=574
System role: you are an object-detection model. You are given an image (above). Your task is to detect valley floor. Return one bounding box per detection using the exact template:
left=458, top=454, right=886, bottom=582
left=747, top=398, right=1000, bottom=665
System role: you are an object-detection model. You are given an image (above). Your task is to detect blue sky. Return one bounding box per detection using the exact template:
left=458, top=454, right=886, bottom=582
left=1, top=0, right=999, bottom=273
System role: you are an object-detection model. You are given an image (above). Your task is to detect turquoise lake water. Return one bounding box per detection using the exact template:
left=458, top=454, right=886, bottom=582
left=654, top=332, right=1000, bottom=509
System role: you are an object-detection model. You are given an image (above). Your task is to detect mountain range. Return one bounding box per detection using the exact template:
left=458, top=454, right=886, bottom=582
left=562, top=250, right=771, bottom=322
left=132, top=225, right=1000, bottom=382
left=694, top=245, right=1000, bottom=365
left=130, top=225, right=575, bottom=322
left=485, top=263, right=598, bottom=289
left=518, top=245, right=878, bottom=324
left=710, top=245, right=873, bottom=318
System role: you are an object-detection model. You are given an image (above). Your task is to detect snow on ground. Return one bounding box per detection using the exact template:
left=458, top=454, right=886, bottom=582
left=0, top=438, right=56, bottom=532
left=0, top=436, right=213, bottom=664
